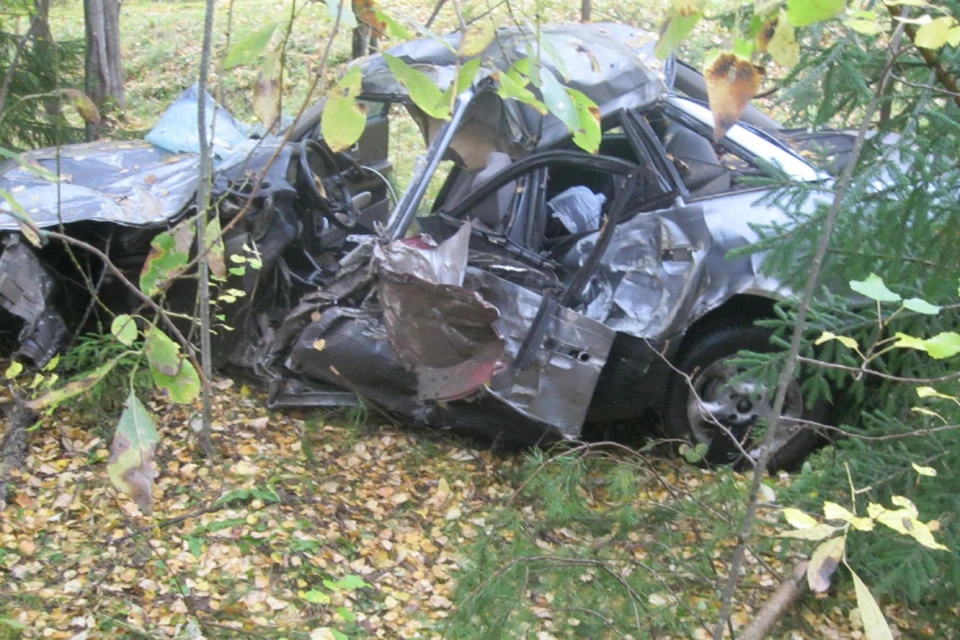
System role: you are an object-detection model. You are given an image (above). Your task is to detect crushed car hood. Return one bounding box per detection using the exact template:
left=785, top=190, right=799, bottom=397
left=0, top=140, right=200, bottom=230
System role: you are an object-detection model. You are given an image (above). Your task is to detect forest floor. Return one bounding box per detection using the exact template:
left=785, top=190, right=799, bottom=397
left=1, top=383, right=892, bottom=639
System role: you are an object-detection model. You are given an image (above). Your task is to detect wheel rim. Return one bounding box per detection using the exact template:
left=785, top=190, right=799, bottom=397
left=685, top=359, right=805, bottom=461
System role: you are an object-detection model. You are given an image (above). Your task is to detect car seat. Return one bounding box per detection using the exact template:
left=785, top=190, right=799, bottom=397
left=444, top=151, right=516, bottom=229
left=662, top=122, right=732, bottom=196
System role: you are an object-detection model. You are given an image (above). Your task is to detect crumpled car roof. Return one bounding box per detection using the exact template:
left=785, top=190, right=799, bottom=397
left=359, top=22, right=671, bottom=146
left=0, top=141, right=199, bottom=231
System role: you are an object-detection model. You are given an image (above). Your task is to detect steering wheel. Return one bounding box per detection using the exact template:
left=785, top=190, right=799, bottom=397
left=298, top=138, right=359, bottom=230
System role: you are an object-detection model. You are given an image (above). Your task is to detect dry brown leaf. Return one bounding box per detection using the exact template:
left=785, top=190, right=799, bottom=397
left=703, top=52, right=761, bottom=141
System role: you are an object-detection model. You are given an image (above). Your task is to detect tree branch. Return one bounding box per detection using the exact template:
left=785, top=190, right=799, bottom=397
left=711, top=24, right=908, bottom=640
left=887, top=4, right=960, bottom=110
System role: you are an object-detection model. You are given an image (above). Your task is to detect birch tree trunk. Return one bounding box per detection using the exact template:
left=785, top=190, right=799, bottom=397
left=83, top=0, right=124, bottom=117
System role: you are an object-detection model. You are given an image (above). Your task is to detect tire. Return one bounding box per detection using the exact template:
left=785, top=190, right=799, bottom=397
left=664, top=324, right=827, bottom=471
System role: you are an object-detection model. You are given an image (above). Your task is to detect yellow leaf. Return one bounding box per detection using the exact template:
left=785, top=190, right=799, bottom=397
left=807, top=535, right=845, bottom=592
left=915, top=16, right=953, bottom=49
left=671, top=0, right=708, bottom=17
left=768, top=14, right=800, bottom=67
left=850, top=568, right=894, bottom=640
left=815, top=330, right=860, bottom=351
left=61, top=88, right=101, bottom=125
left=703, top=52, right=761, bottom=141
left=783, top=507, right=819, bottom=529
left=912, top=462, right=937, bottom=477
left=780, top=523, right=838, bottom=540
left=461, top=19, right=495, bottom=57
left=823, top=501, right=855, bottom=522
left=949, top=25, right=960, bottom=47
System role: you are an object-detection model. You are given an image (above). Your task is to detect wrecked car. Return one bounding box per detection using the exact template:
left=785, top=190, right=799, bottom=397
left=0, top=23, right=836, bottom=468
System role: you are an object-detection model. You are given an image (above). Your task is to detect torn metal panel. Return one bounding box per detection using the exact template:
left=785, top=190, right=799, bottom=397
left=560, top=204, right=712, bottom=340
left=375, top=223, right=506, bottom=402
left=467, top=268, right=616, bottom=439
left=0, top=237, right=67, bottom=366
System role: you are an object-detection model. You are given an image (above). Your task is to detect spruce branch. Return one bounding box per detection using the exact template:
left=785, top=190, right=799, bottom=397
left=711, top=23, right=909, bottom=640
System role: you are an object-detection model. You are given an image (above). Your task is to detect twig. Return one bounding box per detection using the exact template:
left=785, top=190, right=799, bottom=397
left=426, top=0, right=448, bottom=28
left=711, top=24, right=908, bottom=640
left=790, top=416, right=960, bottom=442
left=41, top=231, right=213, bottom=400
left=797, top=355, right=960, bottom=385
left=194, top=0, right=218, bottom=458
left=886, top=4, right=960, bottom=110
left=739, top=561, right=808, bottom=640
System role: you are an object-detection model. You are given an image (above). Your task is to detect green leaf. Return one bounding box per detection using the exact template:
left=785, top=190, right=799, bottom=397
left=140, top=231, right=190, bottom=297
left=383, top=53, right=450, bottom=120
left=569, top=88, right=602, bottom=154
left=253, top=50, right=281, bottom=130
left=322, top=65, right=369, bottom=153
left=539, top=67, right=579, bottom=134
left=325, top=0, right=357, bottom=29
left=5, top=361, right=23, bottom=379
left=849, top=273, right=901, bottom=303
left=0, top=618, right=29, bottom=631
left=921, top=332, right=960, bottom=359
left=850, top=568, right=894, bottom=640
left=496, top=69, right=547, bottom=114
left=847, top=10, right=883, bottom=35
left=903, top=297, right=941, bottom=315
left=894, top=331, right=960, bottom=359
left=679, top=442, right=708, bottom=463
left=111, top=314, right=138, bottom=346
left=915, top=16, right=953, bottom=49
left=145, top=328, right=182, bottom=376
left=152, top=357, right=201, bottom=404
left=337, top=606, right=357, bottom=622
left=734, top=37, right=755, bottom=59
left=187, top=536, right=203, bottom=558
left=375, top=10, right=413, bottom=40
left=329, top=574, right=371, bottom=591
left=786, top=0, right=846, bottom=28
left=224, top=22, right=280, bottom=70
left=26, top=359, right=118, bottom=411
left=145, top=328, right=200, bottom=404
left=108, top=392, right=160, bottom=515
left=303, top=589, right=331, bottom=604
left=655, top=11, right=702, bottom=59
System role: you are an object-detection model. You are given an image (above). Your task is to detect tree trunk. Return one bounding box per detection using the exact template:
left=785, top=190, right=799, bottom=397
left=581, top=0, right=592, bottom=22
left=83, top=0, right=124, bottom=124
left=351, top=24, right=377, bottom=59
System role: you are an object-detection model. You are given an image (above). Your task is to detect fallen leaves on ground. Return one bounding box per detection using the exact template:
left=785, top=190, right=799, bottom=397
left=0, top=382, right=937, bottom=638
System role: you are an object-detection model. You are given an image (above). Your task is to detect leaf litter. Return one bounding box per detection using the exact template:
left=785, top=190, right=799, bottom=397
left=3, top=379, right=934, bottom=638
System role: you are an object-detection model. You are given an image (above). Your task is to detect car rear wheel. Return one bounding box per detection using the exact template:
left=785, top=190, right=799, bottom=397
left=664, top=324, right=826, bottom=471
